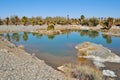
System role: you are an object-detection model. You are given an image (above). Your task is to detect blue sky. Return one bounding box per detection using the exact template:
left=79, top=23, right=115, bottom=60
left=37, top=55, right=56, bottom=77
left=0, top=0, right=119, bottom=19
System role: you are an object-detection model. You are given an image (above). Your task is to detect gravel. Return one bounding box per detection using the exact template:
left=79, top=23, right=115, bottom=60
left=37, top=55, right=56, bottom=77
left=0, top=37, right=66, bottom=80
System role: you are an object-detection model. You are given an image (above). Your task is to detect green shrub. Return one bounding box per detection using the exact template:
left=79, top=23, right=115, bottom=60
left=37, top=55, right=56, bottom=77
left=47, top=24, right=54, bottom=30
left=88, top=18, right=99, bottom=27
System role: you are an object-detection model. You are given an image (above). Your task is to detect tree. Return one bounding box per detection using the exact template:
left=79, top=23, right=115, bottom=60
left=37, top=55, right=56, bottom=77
left=10, top=16, right=16, bottom=25
left=0, top=18, right=3, bottom=25
left=10, top=16, right=19, bottom=25
left=14, top=16, right=19, bottom=25
left=81, top=15, right=85, bottom=20
left=5, top=17, right=10, bottom=25
left=80, top=15, right=85, bottom=26
left=21, top=16, right=28, bottom=26
left=88, top=17, right=99, bottom=26
left=30, top=17, right=36, bottom=26
left=107, top=17, right=114, bottom=29
left=114, top=18, right=120, bottom=26
left=36, top=16, right=44, bottom=25
left=101, top=17, right=114, bottom=30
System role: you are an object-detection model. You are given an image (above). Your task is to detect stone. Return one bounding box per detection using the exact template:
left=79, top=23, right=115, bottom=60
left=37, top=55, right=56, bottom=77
left=18, top=45, right=24, bottom=50
left=93, top=60, right=105, bottom=67
left=75, top=42, right=120, bottom=63
left=103, top=70, right=117, bottom=77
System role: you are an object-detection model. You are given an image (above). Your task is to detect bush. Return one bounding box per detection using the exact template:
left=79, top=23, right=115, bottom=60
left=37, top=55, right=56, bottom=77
left=47, top=24, right=54, bottom=30
left=60, top=64, right=102, bottom=80
left=88, top=18, right=99, bottom=27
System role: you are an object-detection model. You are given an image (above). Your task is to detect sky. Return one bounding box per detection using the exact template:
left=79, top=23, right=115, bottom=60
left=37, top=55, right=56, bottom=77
left=0, top=0, right=120, bottom=19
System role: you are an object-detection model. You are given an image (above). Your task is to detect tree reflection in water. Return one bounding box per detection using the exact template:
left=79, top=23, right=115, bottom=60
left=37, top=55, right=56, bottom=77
left=5, top=34, right=11, bottom=41
left=2, top=30, right=112, bottom=44
left=79, top=30, right=99, bottom=38
left=12, top=33, right=20, bottom=42
left=23, top=32, right=28, bottom=41
left=32, top=33, right=43, bottom=39
left=47, top=35, right=55, bottom=40
left=102, top=34, right=112, bottom=44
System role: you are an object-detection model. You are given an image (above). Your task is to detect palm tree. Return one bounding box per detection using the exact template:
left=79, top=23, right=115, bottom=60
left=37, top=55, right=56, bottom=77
left=21, top=16, right=28, bottom=26
left=10, top=16, right=15, bottom=25
left=10, top=16, right=19, bottom=25
left=5, top=17, right=10, bottom=25
left=36, top=16, right=44, bottom=25
left=30, top=17, right=36, bottom=26
left=107, top=17, right=114, bottom=30
left=0, top=18, right=3, bottom=25
left=81, top=15, right=85, bottom=20
left=101, top=17, right=114, bottom=30
left=80, top=15, right=85, bottom=26
left=14, top=16, right=19, bottom=25
left=38, top=20, right=44, bottom=25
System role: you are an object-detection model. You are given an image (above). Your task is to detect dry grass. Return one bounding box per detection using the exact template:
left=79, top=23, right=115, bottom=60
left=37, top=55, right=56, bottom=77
left=61, top=64, right=102, bottom=80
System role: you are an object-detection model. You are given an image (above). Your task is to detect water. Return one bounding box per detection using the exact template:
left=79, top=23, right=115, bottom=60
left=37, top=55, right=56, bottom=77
left=2, top=30, right=120, bottom=68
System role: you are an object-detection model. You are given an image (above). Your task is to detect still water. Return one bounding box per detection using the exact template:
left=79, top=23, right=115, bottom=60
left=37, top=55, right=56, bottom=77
left=2, top=30, right=120, bottom=67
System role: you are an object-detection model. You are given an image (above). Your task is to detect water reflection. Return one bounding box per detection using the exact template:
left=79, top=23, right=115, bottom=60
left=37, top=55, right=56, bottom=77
left=47, top=35, right=55, bottom=40
left=79, top=30, right=99, bottom=38
left=1, top=30, right=112, bottom=44
left=5, top=33, right=11, bottom=41
left=23, top=32, right=28, bottom=41
left=102, top=34, right=112, bottom=44
left=32, top=33, right=43, bottom=39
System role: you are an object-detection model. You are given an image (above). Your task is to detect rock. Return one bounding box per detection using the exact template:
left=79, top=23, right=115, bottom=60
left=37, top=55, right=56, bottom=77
left=102, top=26, right=120, bottom=37
left=18, top=45, right=24, bottom=50
left=103, top=70, right=117, bottom=77
left=93, top=60, right=105, bottom=67
left=75, top=42, right=120, bottom=63
left=0, top=37, right=66, bottom=80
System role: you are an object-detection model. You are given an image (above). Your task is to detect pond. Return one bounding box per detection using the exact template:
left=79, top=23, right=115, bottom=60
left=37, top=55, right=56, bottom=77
left=1, top=30, right=120, bottom=68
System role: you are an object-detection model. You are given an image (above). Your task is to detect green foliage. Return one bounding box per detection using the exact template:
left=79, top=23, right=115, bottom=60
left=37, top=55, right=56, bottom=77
left=114, top=18, right=120, bottom=26
left=30, top=17, right=36, bottom=26
left=88, top=18, right=99, bottom=26
left=10, top=16, right=19, bottom=25
left=102, top=34, right=112, bottom=44
left=2, top=15, right=120, bottom=27
left=47, top=24, right=54, bottom=30
left=0, top=18, right=3, bottom=25
left=38, top=20, right=44, bottom=25
left=21, top=16, right=28, bottom=26
left=5, top=17, right=10, bottom=25
left=81, top=15, right=85, bottom=20
left=14, top=16, right=19, bottom=25
left=101, top=17, right=113, bottom=30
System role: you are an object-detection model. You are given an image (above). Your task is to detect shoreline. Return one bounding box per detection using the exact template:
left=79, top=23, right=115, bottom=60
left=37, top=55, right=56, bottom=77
left=0, top=36, right=67, bottom=80
left=0, top=25, right=120, bottom=37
